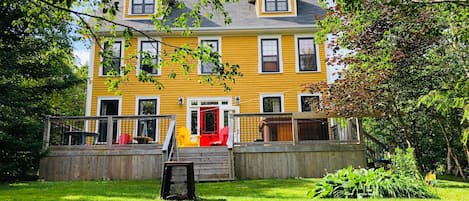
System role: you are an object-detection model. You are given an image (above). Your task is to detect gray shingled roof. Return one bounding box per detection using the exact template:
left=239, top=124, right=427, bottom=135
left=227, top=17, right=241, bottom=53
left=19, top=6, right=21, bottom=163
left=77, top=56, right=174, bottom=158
left=111, top=0, right=325, bottom=32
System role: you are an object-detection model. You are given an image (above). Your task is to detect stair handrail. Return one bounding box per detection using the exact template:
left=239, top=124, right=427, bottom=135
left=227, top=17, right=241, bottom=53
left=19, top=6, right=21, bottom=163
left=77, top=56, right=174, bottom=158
left=162, top=115, right=177, bottom=162
left=362, top=131, right=389, bottom=164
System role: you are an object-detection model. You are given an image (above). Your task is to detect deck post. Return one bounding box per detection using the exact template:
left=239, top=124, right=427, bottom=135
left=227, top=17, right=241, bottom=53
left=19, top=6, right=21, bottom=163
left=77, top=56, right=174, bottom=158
left=356, top=118, right=362, bottom=144
left=107, top=116, right=113, bottom=148
left=292, top=117, right=298, bottom=145
left=42, top=115, right=51, bottom=151
left=227, top=112, right=234, bottom=149
left=227, top=112, right=235, bottom=179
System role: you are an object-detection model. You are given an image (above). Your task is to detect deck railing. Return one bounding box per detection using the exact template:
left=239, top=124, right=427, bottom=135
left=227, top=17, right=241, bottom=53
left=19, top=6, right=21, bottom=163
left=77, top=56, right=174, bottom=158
left=43, top=115, right=175, bottom=149
left=231, top=112, right=361, bottom=145
left=162, top=116, right=177, bottom=162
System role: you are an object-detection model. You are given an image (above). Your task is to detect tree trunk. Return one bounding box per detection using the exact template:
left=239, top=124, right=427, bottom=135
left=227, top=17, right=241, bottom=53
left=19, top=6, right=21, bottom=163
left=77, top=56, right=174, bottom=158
left=437, top=117, right=466, bottom=179
left=447, top=149, right=453, bottom=174
left=455, top=125, right=469, bottom=165
left=460, top=138, right=469, bottom=165
left=392, top=103, right=412, bottom=147
left=450, top=150, right=466, bottom=179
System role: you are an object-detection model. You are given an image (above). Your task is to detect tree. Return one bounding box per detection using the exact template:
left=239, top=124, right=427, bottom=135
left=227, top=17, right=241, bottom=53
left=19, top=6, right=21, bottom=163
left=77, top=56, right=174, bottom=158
left=0, top=0, right=83, bottom=181
left=306, top=0, right=468, bottom=178
left=36, top=0, right=242, bottom=92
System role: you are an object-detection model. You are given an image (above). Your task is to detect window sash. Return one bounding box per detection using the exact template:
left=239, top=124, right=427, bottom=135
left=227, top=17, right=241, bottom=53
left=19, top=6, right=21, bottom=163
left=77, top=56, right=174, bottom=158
left=132, top=0, right=155, bottom=14
left=138, top=99, right=157, bottom=115
left=190, top=110, right=198, bottom=135
left=137, top=99, right=157, bottom=138
left=140, top=41, right=159, bottom=75
left=102, top=41, right=122, bottom=75
left=261, top=39, right=279, bottom=72
left=301, top=96, right=320, bottom=112
left=298, top=38, right=318, bottom=71
left=265, top=0, right=288, bottom=12
left=200, top=40, right=219, bottom=74
left=263, top=97, right=282, bottom=112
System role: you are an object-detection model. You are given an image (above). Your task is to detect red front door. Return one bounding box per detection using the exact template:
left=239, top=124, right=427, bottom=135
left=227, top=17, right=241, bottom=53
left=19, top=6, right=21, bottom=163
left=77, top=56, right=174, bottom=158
left=200, top=107, right=219, bottom=135
left=199, top=107, right=219, bottom=146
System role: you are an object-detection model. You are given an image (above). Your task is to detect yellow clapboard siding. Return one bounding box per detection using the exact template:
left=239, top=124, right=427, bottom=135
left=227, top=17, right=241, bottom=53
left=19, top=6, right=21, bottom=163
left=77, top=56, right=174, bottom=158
left=91, top=34, right=327, bottom=127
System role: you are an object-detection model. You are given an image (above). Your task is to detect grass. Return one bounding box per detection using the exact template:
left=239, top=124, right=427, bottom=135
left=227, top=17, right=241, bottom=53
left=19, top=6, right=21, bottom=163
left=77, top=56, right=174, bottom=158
left=0, top=178, right=468, bottom=201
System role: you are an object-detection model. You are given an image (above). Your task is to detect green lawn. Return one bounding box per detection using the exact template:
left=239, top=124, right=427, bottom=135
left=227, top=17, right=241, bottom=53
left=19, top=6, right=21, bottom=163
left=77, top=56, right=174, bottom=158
left=0, top=178, right=467, bottom=201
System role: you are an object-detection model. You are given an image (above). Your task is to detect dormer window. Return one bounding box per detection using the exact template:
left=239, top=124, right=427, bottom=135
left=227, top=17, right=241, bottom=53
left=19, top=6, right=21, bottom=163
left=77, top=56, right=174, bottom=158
left=265, top=0, right=288, bottom=12
left=131, top=0, right=155, bottom=14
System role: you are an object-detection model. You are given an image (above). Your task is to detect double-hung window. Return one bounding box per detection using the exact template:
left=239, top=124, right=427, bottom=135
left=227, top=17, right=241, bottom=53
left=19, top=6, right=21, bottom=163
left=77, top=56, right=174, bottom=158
left=139, top=41, right=159, bottom=75
left=265, top=0, right=288, bottom=12
left=131, top=0, right=155, bottom=14
left=102, top=41, right=122, bottom=75
left=261, top=39, right=280, bottom=72
left=297, top=37, right=318, bottom=72
left=262, top=96, right=283, bottom=112
left=299, top=95, right=320, bottom=112
left=200, top=39, right=220, bottom=74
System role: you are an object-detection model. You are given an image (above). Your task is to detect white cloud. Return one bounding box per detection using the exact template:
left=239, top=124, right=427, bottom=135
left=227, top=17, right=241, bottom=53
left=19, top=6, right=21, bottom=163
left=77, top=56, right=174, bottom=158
left=74, top=50, right=90, bottom=66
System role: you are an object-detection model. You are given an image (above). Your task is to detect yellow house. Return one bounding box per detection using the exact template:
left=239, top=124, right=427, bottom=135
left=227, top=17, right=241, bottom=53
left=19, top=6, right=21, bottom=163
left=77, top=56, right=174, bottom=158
left=86, top=0, right=328, bottom=144
left=40, top=1, right=369, bottom=182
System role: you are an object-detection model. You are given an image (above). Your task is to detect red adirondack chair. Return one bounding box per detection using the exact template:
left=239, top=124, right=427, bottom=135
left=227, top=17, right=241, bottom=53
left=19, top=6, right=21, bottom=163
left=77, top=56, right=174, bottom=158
left=210, top=127, right=229, bottom=146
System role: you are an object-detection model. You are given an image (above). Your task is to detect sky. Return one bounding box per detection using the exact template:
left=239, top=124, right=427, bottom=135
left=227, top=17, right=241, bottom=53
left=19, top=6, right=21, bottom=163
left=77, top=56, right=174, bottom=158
left=73, top=39, right=91, bottom=66
left=71, top=4, right=92, bottom=67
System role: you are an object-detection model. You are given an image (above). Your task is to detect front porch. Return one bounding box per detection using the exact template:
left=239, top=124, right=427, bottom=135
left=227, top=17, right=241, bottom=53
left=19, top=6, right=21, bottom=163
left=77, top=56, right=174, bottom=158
left=39, top=113, right=366, bottom=181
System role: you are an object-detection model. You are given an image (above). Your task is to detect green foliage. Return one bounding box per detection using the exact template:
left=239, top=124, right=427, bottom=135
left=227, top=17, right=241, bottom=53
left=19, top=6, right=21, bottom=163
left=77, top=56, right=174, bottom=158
left=0, top=0, right=83, bottom=182
left=391, top=147, right=419, bottom=178
left=309, top=0, right=469, bottom=177
left=309, top=148, right=436, bottom=199
left=73, top=0, right=243, bottom=92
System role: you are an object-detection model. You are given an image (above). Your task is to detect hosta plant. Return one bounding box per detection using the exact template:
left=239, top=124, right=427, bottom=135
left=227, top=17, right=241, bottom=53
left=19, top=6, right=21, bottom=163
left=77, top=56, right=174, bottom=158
left=309, top=148, right=437, bottom=199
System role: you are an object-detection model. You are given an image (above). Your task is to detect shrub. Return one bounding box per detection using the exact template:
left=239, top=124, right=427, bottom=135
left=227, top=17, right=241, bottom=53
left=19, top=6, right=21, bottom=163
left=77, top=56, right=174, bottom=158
left=391, top=147, right=420, bottom=178
left=309, top=148, right=437, bottom=199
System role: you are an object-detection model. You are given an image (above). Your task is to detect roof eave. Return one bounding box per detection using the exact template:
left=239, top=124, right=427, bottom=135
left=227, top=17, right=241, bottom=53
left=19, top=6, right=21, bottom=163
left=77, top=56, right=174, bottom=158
left=97, top=25, right=319, bottom=36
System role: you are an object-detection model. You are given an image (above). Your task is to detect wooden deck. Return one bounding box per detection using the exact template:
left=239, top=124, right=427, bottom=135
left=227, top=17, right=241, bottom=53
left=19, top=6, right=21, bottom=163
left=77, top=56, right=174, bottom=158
left=39, top=143, right=365, bottom=181
left=39, top=144, right=163, bottom=181
left=39, top=113, right=366, bottom=181
left=234, top=143, right=365, bottom=179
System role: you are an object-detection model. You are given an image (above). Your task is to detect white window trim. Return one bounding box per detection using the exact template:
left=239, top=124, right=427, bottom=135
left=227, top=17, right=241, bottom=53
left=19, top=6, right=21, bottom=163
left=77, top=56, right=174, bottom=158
left=136, top=37, right=162, bottom=76
left=186, top=97, right=232, bottom=134
left=297, top=93, right=322, bottom=112
left=258, top=35, right=283, bottom=74
left=135, top=96, right=160, bottom=142
left=295, top=34, right=322, bottom=73
left=97, top=96, right=123, bottom=116
left=198, top=36, right=222, bottom=75
left=99, top=38, right=125, bottom=77
left=135, top=96, right=161, bottom=115
left=96, top=96, right=122, bottom=143
left=260, top=93, right=284, bottom=113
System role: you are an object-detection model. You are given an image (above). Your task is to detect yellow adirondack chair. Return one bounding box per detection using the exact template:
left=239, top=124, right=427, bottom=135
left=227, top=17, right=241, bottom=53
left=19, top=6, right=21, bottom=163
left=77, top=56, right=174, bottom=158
left=177, top=127, right=199, bottom=147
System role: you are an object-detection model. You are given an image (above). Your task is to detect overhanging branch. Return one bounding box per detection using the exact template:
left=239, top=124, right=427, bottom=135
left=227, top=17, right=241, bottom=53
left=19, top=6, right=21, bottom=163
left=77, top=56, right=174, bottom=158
left=35, top=0, right=180, bottom=49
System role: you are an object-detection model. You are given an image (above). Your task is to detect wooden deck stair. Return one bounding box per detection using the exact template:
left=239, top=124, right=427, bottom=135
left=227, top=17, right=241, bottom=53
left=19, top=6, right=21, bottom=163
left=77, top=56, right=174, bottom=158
left=171, top=147, right=233, bottom=182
